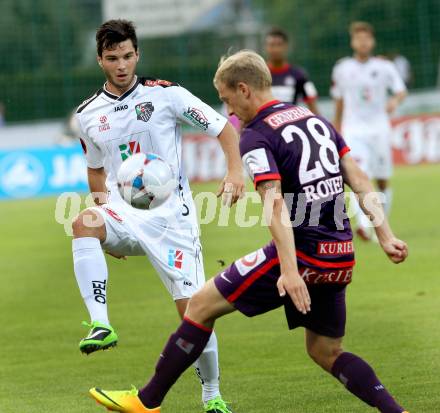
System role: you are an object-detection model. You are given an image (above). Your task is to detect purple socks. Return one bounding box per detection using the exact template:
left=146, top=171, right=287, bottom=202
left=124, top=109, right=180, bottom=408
left=138, top=320, right=406, bottom=412
left=138, top=318, right=212, bottom=409
left=332, top=352, right=405, bottom=413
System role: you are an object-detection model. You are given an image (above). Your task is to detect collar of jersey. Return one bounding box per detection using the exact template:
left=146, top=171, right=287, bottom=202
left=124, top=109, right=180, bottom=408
left=267, top=62, right=291, bottom=74
left=243, top=100, right=283, bottom=128
left=257, top=99, right=282, bottom=114
left=353, top=55, right=372, bottom=64
left=102, top=76, right=140, bottom=101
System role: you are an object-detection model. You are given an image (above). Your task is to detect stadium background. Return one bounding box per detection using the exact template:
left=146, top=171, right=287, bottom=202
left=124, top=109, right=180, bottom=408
left=1, top=0, right=440, bottom=121
left=0, top=0, right=439, bottom=199
left=1, top=1, right=440, bottom=412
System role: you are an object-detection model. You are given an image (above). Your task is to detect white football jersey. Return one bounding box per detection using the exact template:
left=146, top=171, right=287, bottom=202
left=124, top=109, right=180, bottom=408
left=76, top=76, right=227, bottom=229
left=331, top=57, right=406, bottom=135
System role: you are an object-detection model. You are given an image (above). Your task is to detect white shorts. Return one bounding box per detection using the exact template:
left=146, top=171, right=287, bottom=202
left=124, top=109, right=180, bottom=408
left=90, top=203, right=205, bottom=301
left=344, top=131, right=393, bottom=180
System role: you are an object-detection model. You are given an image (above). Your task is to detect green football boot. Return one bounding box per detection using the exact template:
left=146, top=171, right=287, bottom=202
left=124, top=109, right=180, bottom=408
left=79, top=321, right=118, bottom=355
left=204, top=396, right=234, bottom=413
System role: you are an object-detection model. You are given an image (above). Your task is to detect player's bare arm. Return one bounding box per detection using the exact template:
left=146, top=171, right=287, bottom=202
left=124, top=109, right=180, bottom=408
left=256, top=179, right=311, bottom=314
left=216, top=121, right=245, bottom=206
left=87, top=167, right=108, bottom=205
left=333, top=98, right=344, bottom=133
left=386, top=90, right=407, bottom=114
left=340, top=155, right=408, bottom=263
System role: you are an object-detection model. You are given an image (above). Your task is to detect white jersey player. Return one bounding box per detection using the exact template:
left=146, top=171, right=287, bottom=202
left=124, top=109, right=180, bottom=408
left=72, top=20, right=244, bottom=413
left=331, top=21, right=406, bottom=240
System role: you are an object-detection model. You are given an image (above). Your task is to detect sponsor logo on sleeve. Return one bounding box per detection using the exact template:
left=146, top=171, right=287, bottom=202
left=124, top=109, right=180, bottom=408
left=235, top=248, right=266, bottom=276
left=242, top=148, right=271, bottom=179
left=183, top=107, right=210, bottom=131
left=135, top=102, right=154, bottom=122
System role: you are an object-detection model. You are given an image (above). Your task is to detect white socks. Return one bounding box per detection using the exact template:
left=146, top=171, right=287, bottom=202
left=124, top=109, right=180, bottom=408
left=73, top=237, right=222, bottom=403
left=72, top=237, right=109, bottom=325
left=194, top=332, right=221, bottom=403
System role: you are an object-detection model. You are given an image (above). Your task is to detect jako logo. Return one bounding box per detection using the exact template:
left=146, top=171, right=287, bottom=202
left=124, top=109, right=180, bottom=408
left=168, top=249, right=183, bottom=269
left=114, top=104, right=128, bottom=112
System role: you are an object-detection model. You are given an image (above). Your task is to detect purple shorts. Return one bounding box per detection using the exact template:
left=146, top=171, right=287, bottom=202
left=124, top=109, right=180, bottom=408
left=214, top=241, right=348, bottom=338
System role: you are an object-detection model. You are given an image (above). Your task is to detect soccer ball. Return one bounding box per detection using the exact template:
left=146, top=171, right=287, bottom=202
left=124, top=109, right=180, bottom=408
left=117, top=153, right=177, bottom=210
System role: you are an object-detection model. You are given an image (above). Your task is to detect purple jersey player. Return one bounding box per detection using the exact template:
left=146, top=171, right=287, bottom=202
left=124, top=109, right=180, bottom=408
left=225, top=100, right=355, bottom=337
left=265, top=27, right=319, bottom=114
left=90, top=51, right=410, bottom=413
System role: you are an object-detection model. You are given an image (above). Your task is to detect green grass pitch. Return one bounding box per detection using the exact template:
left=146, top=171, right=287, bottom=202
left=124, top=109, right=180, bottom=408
left=1, top=164, right=439, bottom=412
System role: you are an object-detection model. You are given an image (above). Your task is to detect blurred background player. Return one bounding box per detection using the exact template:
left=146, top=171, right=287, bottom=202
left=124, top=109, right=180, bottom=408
left=331, top=22, right=407, bottom=240
left=73, top=19, right=243, bottom=413
left=265, top=27, right=319, bottom=114
left=389, top=51, right=412, bottom=87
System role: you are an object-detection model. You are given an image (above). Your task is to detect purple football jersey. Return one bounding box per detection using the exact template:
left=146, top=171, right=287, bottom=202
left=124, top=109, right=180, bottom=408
left=240, top=100, right=354, bottom=270
left=268, top=63, right=318, bottom=104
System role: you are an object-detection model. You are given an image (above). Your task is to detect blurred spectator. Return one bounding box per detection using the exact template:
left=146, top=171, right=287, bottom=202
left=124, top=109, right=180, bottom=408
left=264, top=27, right=320, bottom=114
left=0, top=102, right=5, bottom=127
left=389, top=52, right=412, bottom=86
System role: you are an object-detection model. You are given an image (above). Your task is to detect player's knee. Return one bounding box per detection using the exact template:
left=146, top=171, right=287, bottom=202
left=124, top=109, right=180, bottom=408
left=72, top=209, right=104, bottom=238
left=186, top=292, right=213, bottom=324
left=307, top=342, right=343, bottom=371
left=306, top=343, right=321, bottom=365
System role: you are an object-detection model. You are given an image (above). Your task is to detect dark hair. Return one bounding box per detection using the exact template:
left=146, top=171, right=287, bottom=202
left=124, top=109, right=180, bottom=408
left=349, top=21, right=375, bottom=36
left=96, top=19, right=138, bottom=56
left=266, top=27, right=289, bottom=42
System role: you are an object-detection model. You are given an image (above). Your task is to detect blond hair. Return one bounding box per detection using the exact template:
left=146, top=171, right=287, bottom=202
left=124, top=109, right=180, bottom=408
left=214, top=50, right=272, bottom=91
left=349, top=21, right=375, bottom=36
